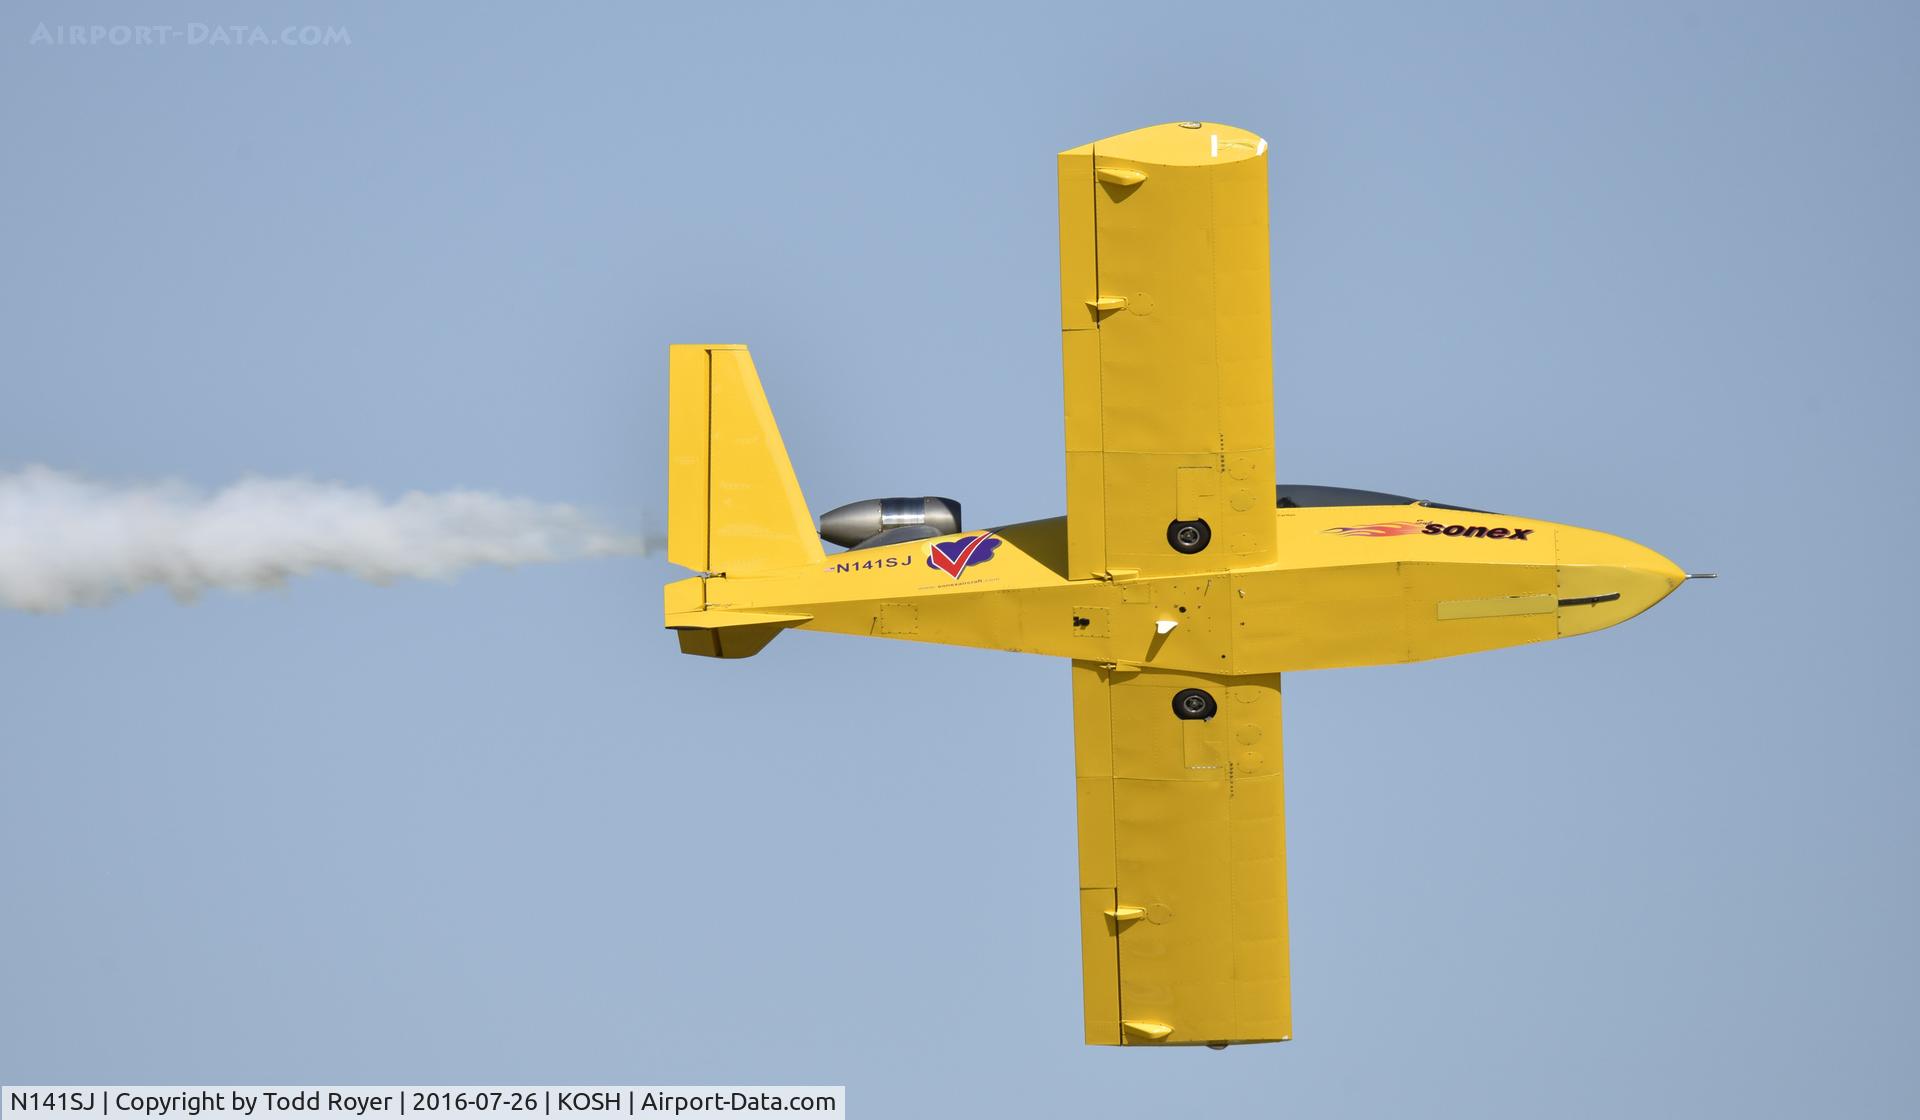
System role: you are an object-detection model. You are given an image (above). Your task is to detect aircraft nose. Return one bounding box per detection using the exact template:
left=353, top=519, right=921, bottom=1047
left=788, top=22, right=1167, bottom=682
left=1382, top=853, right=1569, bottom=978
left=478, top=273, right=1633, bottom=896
left=1554, top=525, right=1689, bottom=638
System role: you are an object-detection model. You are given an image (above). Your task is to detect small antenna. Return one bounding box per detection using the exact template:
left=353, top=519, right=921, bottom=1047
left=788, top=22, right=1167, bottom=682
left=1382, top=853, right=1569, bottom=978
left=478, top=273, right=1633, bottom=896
left=1685, top=572, right=1719, bottom=580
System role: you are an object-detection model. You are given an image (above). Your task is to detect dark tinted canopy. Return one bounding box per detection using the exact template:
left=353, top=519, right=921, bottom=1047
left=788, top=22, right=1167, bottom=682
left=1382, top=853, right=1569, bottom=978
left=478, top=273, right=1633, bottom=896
left=1275, top=484, right=1416, bottom=508
left=1275, top=484, right=1488, bottom=513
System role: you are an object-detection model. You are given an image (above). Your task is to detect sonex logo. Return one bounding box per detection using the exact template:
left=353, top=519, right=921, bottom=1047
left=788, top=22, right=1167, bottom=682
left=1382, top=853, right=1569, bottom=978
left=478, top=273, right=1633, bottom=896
left=1421, top=522, right=1533, bottom=540
left=927, top=532, right=1002, bottom=579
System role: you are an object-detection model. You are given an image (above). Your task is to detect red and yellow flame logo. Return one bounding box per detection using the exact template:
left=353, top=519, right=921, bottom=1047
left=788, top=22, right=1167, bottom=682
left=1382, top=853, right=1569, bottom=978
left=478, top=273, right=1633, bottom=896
left=1323, top=520, right=1429, bottom=537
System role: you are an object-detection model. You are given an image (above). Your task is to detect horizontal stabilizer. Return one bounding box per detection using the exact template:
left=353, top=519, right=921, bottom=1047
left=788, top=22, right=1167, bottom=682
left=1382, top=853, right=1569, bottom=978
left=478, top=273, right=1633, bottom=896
left=665, top=608, right=812, bottom=659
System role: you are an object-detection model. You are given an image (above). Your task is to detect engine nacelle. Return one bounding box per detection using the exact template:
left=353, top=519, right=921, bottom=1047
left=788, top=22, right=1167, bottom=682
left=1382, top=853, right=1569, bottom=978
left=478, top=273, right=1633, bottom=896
left=818, top=496, right=962, bottom=550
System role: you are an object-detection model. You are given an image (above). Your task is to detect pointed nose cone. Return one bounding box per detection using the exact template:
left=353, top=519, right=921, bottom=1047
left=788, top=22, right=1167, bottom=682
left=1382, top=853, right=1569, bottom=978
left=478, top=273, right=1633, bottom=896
left=1555, top=525, right=1689, bottom=638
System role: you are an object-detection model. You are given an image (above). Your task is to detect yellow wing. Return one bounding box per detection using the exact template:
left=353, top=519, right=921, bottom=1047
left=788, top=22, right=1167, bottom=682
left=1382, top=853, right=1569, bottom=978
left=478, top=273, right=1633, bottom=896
left=1072, top=661, right=1291, bottom=1046
left=1058, top=123, right=1276, bottom=581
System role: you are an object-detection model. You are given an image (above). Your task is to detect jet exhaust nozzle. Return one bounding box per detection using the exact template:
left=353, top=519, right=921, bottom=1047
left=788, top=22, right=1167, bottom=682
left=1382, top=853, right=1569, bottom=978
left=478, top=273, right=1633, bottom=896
left=818, top=496, right=962, bottom=549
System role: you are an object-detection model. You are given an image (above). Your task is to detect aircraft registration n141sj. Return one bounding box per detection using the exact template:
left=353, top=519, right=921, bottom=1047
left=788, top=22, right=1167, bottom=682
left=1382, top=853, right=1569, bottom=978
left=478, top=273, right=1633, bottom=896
left=663, top=122, right=1706, bottom=1048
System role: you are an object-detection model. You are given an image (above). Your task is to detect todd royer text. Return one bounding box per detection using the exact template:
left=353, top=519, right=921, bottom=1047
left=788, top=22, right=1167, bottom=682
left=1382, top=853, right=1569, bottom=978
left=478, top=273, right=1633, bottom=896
left=103, top=1094, right=390, bottom=1117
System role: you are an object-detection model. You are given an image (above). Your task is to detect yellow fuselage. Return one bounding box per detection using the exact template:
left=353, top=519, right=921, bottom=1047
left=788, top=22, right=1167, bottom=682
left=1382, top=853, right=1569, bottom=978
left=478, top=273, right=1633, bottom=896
left=676, top=504, right=1685, bottom=673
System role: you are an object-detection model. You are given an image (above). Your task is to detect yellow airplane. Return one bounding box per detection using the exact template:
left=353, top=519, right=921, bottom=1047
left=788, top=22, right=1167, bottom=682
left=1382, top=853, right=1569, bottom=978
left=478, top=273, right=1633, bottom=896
left=663, top=122, right=1706, bottom=1048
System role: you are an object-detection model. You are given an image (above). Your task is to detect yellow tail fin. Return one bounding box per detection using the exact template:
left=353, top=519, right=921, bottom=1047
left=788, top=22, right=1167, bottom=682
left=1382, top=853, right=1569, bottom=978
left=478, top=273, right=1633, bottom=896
left=667, top=345, right=824, bottom=575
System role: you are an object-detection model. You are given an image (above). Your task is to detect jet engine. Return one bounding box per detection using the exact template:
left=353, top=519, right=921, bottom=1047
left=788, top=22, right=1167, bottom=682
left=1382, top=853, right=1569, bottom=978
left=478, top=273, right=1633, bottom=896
left=818, top=496, right=962, bottom=551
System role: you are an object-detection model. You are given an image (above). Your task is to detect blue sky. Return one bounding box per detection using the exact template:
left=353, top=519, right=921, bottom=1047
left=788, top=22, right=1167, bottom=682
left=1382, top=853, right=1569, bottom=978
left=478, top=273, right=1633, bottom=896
left=3, top=3, right=1916, bottom=1115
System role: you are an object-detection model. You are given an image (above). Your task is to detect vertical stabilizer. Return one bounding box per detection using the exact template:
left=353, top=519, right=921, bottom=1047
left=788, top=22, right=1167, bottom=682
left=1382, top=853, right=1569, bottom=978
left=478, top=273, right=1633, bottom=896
left=667, top=345, right=824, bottom=575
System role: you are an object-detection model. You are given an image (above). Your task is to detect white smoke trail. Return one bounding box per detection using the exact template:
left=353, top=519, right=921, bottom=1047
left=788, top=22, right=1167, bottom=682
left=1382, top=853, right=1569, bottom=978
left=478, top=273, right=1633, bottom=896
left=0, top=466, right=653, bottom=612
